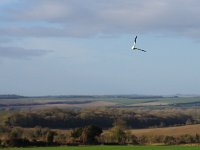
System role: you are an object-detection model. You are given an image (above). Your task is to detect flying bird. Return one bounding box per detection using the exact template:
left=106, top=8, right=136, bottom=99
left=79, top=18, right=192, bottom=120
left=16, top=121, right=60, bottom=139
left=131, top=36, right=147, bottom=52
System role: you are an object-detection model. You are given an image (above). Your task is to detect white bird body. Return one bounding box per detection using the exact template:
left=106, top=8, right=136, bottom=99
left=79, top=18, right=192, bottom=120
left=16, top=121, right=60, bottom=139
left=131, top=36, right=147, bottom=52
left=131, top=42, right=136, bottom=50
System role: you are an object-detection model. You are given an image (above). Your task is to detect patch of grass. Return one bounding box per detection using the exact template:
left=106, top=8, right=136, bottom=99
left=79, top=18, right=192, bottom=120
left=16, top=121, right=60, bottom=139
left=5, top=145, right=200, bottom=150
left=101, top=98, right=156, bottom=105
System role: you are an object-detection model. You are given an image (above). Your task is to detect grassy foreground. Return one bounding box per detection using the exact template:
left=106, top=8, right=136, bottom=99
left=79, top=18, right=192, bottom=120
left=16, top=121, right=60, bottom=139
left=4, top=145, right=200, bottom=150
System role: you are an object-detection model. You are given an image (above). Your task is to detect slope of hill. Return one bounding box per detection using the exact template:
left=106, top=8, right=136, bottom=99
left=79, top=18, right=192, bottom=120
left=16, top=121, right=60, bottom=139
left=0, top=95, right=200, bottom=109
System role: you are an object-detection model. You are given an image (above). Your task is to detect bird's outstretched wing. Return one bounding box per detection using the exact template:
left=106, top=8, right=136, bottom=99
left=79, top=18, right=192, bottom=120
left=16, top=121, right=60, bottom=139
left=134, top=36, right=137, bottom=43
left=135, top=48, right=147, bottom=52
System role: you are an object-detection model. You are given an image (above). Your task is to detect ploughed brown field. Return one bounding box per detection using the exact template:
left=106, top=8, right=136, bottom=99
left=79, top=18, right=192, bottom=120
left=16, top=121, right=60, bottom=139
left=131, top=124, right=200, bottom=137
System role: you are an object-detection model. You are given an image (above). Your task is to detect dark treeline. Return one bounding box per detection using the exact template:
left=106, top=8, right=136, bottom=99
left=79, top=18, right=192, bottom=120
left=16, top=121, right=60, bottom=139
left=0, top=125, right=200, bottom=147
left=4, top=108, right=199, bottom=129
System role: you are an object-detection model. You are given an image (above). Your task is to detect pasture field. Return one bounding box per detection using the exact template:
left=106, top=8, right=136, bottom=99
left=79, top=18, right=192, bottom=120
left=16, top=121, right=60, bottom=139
left=4, top=145, right=200, bottom=150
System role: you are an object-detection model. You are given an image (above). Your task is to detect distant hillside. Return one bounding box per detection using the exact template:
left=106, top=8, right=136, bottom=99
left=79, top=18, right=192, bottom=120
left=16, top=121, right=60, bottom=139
left=0, top=94, right=164, bottom=99
left=0, top=94, right=26, bottom=99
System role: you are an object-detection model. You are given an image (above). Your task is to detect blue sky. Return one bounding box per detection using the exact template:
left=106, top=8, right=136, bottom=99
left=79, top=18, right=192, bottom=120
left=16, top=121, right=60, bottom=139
left=0, top=0, right=200, bottom=96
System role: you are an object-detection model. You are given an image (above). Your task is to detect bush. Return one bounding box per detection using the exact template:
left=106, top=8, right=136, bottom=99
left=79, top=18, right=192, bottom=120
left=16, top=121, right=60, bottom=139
left=177, top=134, right=195, bottom=144
left=164, top=136, right=176, bottom=145
left=71, top=125, right=102, bottom=144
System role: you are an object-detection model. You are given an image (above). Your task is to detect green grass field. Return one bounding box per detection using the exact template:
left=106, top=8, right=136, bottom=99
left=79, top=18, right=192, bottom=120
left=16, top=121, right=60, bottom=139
left=4, top=146, right=200, bottom=150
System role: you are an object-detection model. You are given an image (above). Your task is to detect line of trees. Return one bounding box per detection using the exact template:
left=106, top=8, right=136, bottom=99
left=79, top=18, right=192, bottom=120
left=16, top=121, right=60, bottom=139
left=0, top=126, right=57, bottom=147
left=0, top=124, right=200, bottom=147
left=4, top=108, right=199, bottom=129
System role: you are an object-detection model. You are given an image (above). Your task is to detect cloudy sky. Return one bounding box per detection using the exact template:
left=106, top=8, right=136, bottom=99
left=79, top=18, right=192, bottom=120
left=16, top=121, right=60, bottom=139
left=1, top=0, right=200, bottom=96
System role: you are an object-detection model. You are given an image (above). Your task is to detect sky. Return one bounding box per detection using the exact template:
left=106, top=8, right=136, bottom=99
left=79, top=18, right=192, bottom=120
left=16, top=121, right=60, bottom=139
left=1, top=0, right=200, bottom=96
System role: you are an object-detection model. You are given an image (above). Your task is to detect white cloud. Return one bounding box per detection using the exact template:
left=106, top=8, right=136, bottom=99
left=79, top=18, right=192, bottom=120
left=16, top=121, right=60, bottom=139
left=0, top=0, right=200, bottom=38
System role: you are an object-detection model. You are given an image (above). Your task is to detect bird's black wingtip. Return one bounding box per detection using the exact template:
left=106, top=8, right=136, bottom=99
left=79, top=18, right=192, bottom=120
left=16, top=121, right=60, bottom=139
left=134, top=36, right=137, bottom=41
